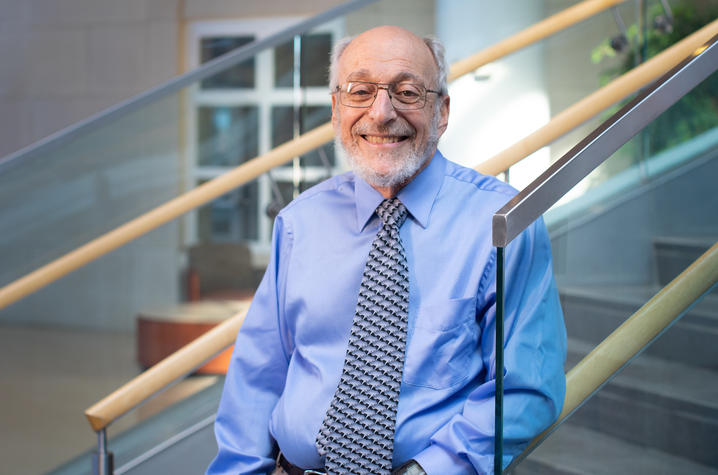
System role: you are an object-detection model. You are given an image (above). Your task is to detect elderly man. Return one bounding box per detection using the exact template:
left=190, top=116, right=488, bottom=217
left=208, top=26, right=565, bottom=475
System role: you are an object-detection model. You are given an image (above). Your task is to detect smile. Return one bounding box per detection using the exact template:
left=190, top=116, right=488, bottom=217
left=361, top=135, right=409, bottom=144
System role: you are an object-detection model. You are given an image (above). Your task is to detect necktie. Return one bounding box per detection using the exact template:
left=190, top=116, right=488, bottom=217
left=316, top=198, right=410, bottom=475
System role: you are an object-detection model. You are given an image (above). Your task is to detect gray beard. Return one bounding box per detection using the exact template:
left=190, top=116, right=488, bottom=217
left=337, top=132, right=439, bottom=189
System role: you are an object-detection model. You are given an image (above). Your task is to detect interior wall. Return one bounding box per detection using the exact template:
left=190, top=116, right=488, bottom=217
left=183, top=0, right=346, bottom=20
left=0, top=0, right=181, bottom=159
left=437, top=0, right=549, bottom=190
left=344, top=0, right=435, bottom=37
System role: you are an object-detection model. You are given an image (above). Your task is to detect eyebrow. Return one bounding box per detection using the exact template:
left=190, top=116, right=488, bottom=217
left=345, top=69, right=424, bottom=84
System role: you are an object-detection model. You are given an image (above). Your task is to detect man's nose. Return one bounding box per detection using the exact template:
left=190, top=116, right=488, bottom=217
left=368, top=87, right=398, bottom=122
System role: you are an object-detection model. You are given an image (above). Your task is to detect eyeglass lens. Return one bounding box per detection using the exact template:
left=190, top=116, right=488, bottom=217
left=341, top=82, right=426, bottom=109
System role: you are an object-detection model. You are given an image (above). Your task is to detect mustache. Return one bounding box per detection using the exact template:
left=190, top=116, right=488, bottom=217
left=352, top=120, right=415, bottom=137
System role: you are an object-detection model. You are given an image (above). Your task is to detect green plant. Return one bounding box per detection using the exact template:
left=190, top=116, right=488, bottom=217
left=592, top=1, right=718, bottom=156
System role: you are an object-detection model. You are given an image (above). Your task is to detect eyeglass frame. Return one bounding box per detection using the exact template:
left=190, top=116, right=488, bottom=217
left=333, top=80, right=443, bottom=110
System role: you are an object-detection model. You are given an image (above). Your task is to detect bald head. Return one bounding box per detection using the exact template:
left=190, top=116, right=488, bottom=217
left=329, top=26, right=447, bottom=94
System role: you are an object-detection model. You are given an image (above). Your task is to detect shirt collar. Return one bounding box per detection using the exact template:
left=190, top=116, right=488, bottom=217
left=354, top=150, right=446, bottom=232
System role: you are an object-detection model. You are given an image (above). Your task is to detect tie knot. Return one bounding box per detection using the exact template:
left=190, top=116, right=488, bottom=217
left=376, top=198, right=408, bottom=228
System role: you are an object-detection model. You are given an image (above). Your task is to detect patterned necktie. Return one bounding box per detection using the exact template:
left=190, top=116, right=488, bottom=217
left=316, top=198, right=410, bottom=475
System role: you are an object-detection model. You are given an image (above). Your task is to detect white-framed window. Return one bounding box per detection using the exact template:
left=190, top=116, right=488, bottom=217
left=184, top=18, right=345, bottom=259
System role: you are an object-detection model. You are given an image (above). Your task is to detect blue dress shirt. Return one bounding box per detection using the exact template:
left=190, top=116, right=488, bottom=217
left=208, top=151, right=566, bottom=475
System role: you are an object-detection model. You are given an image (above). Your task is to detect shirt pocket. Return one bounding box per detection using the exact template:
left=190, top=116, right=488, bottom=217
left=402, top=296, right=479, bottom=389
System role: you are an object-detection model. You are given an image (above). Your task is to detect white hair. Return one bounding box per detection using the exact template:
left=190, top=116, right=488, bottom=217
left=328, top=33, right=448, bottom=94
left=328, top=35, right=354, bottom=91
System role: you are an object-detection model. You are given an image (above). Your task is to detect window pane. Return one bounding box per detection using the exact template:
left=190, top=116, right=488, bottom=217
left=198, top=180, right=259, bottom=242
left=300, top=105, right=334, bottom=167
left=200, top=36, right=255, bottom=89
left=273, top=33, right=332, bottom=88
left=274, top=40, right=294, bottom=88
left=301, top=33, right=331, bottom=87
left=271, top=105, right=333, bottom=168
left=197, top=106, right=259, bottom=166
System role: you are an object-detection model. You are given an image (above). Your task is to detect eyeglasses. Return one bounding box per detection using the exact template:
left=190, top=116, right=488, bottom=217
left=334, top=81, right=442, bottom=110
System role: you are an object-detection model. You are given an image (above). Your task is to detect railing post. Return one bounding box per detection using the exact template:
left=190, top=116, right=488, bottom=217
left=494, top=246, right=505, bottom=475
left=93, top=428, right=114, bottom=475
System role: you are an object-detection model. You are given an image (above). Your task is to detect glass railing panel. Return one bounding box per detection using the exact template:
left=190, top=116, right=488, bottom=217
left=547, top=0, right=718, bottom=196
left=439, top=2, right=641, bottom=191
left=49, top=377, right=225, bottom=475
left=0, top=91, right=183, bottom=288
left=508, top=68, right=718, bottom=472
left=548, top=69, right=718, bottom=213
left=550, top=65, right=718, bottom=204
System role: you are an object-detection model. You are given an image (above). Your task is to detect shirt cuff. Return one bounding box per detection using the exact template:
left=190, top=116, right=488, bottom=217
left=413, top=444, right=474, bottom=475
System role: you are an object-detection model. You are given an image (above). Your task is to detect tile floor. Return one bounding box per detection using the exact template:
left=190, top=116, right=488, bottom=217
left=0, top=324, right=217, bottom=474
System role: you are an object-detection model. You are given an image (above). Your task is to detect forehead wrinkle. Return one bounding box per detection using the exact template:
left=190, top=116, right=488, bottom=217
left=338, top=41, right=438, bottom=89
left=344, top=70, right=425, bottom=85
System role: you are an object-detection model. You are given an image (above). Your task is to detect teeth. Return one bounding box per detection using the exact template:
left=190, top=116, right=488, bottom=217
left=364, top=135, right=402, bottom=144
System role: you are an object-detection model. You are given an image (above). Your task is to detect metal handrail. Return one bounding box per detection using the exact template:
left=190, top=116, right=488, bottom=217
left=507, top=241, right=718, bottom=471
left=0, top=0, right=379, bottom=172
left=492, top=32, right=718, bottom=247
left=0, top=0, right=630, bottom=313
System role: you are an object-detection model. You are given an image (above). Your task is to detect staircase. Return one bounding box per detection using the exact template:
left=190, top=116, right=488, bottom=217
left=518, top=286, right=718, bottom=474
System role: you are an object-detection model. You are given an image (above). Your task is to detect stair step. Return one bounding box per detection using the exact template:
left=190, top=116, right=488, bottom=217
left=559, top=284, right=718, bottom=370
left=653, top=236, right=717, bottom=289
left=567, top=339, right=718, bottom=411
left=514, top=424, right=718, bottom=475
left=563, top=338, right=718, bottom=466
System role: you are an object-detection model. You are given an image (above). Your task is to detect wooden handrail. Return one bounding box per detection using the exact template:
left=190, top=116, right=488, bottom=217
left=475, top=18, right=718, bottom=176
left=448, top=0, right=625, bottom=81
left=509, top=241, right=718, bottom=470
left=0, top=0, right=625, bottom=313
left=85, top=303, right=250, bottom=432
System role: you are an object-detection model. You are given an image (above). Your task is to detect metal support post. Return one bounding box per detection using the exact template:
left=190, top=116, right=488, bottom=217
left=93, top=428, right=114, bottom=475
left=494, top=246, right=505, bottom=475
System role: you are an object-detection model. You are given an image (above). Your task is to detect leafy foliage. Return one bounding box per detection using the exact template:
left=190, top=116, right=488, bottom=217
left=591, top=1, right=718, bottom=156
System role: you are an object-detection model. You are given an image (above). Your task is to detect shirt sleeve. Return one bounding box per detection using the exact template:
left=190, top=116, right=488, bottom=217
left=207, top=216, right=294, bottom=475
left=413, top=218, right=567, bottom=475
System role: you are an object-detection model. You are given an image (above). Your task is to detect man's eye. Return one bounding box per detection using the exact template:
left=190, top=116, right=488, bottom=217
left=347, top=84, right=374, bottom=96
left=397, top=89, right=419, bottom=97
left=394, top=85, right=421, bottom=99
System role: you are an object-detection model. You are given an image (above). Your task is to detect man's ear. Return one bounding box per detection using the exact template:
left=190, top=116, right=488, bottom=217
left=437, top=94, right=450, bottom=137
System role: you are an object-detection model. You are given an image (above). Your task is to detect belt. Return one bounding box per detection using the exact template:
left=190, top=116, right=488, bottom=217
left=278, top=453, right=327, bottom=475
